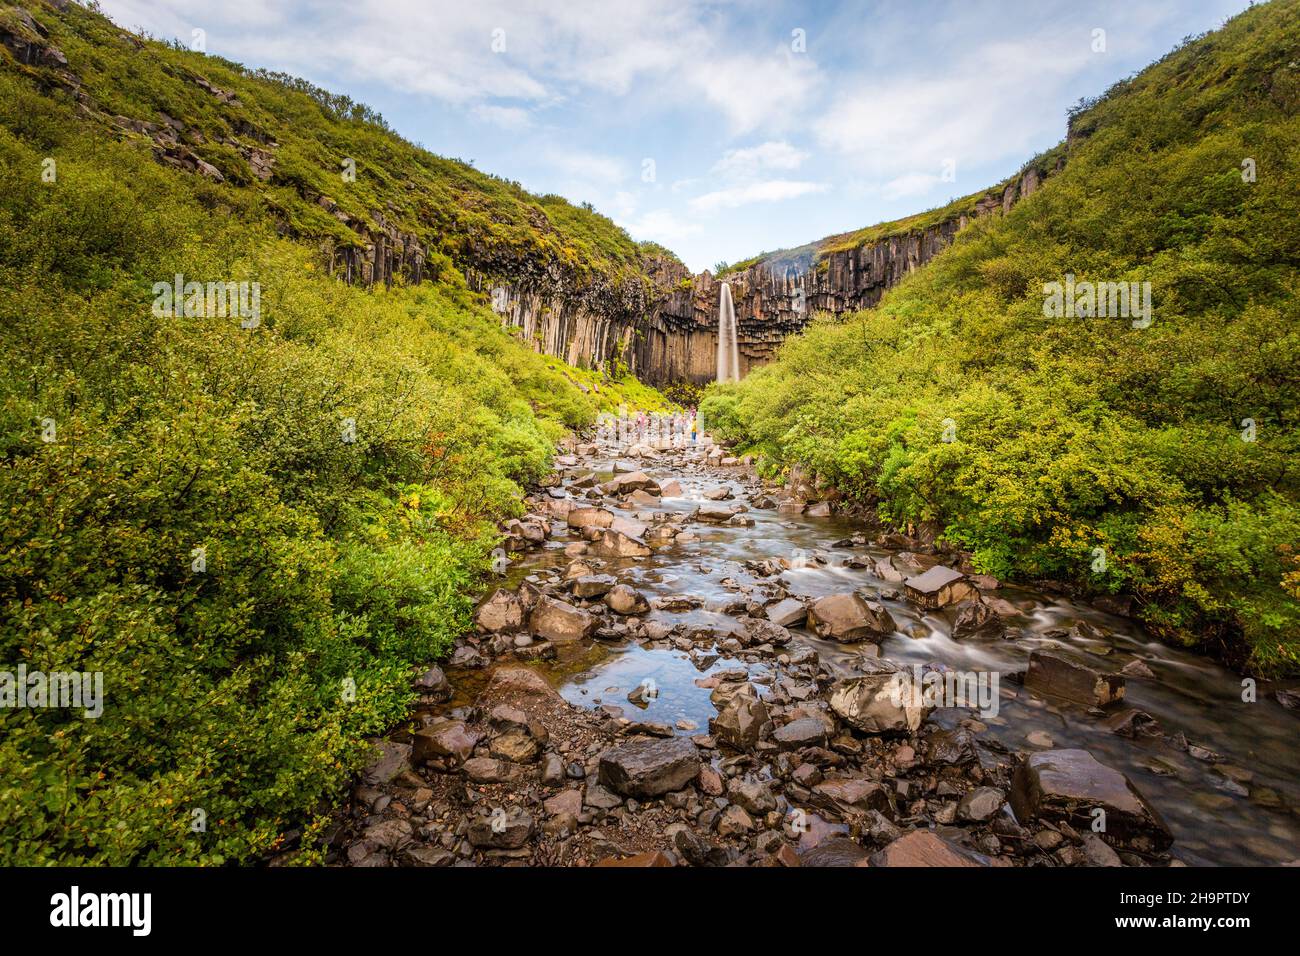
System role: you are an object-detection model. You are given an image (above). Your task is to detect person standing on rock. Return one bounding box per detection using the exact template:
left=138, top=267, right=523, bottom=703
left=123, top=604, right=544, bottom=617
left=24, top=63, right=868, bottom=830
left=689, top=408, right=698, bottom=443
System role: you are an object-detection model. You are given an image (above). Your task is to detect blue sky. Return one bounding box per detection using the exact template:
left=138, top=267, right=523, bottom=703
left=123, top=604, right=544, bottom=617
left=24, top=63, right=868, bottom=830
left=100, top=0, right=1253, bottom=273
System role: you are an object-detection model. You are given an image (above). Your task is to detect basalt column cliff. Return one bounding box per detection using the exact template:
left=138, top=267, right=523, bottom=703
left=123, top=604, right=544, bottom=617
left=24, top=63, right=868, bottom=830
left=486, top=161, right=1057, bottom=385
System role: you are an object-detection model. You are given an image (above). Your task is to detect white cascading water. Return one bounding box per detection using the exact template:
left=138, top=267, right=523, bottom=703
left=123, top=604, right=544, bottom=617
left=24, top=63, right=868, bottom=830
left=716, top=281, right=740, bottom=383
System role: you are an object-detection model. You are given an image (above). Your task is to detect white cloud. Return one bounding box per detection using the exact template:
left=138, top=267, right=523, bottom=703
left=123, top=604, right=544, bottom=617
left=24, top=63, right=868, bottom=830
left=881, top=172, right=942, bottom=200
left=712, top=141, right=810, bottom=179
left=812, top=29, right=1098, bottom=179
left=541, top=147, right=627, bottom=187
left=618, top=209, right=702, bottom=243
left=683, top=49, right=821, bottom=135
left=472, top=104, right=534, bottom=130
left=690, top=180, right=828, bottom=213
left=100, top=0, right=819, bottom=135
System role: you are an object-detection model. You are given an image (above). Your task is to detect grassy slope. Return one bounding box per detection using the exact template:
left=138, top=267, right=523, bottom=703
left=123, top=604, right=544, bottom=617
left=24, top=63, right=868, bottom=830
left=0, top=2, right=668, bottom=864
left=706, top=0, right=1300, bottom=675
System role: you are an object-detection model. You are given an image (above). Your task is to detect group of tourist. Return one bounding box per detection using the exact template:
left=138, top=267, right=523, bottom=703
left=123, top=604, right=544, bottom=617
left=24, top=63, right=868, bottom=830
left=597, top=406, right=699, bottom=447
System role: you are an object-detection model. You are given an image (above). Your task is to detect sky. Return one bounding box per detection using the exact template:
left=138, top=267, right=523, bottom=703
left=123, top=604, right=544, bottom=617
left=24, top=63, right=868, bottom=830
left=98, top=0, right=1254, bottom=273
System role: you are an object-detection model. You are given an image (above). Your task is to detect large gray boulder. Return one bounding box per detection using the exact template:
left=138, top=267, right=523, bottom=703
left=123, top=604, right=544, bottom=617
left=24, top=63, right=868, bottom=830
left=600, top=472, right=660, bottom=496
left=589, top=528, right=652, bottom=558
left=467, top=808, right=534, bottom=849
left=597, top=736, right=702, bottom=798
left=951, top=600, right=1008, bottom=641
left=474, top=588, right=525, bottom=634
left=1011, top=749, right=1172, bottom=852
left=829, top=665, right=932, bottom=734
left=567, top=506, right=614, bottom=530
left=807, top=593, right=896, bottom=643
left=765, top=597, right=807, bottom=627
left=1024, top=651, right=1125, bottom=707
left=605, top=584, right=650, bottom=615
left=528, top=596, right=597, bottom=643
left=710, top=688, right=770, bottom=750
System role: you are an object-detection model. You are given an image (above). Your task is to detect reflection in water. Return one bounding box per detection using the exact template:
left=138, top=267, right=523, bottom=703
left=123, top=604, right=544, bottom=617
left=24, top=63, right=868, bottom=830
left=506, top=457, right=1299, bottom=865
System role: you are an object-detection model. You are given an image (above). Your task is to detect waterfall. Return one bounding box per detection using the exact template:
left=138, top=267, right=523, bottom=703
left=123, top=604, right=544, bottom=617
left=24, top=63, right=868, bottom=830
left=716, top=281, right=740, bottom=383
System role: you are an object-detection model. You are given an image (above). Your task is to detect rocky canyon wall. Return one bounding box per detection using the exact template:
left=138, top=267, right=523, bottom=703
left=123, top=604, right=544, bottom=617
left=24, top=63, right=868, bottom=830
left=486, top=162, right=1058, bottom=386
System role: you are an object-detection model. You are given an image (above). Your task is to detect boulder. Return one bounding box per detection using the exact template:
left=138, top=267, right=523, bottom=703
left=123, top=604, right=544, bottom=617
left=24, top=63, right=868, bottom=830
left=412, top=665, right=451, bottom=700
left=741, top=618, right=793, bottom=647
left=606, top=584, right=650, bottom=615
left=957, top=787, right=1005, bottom=822
left=571, top=573, right=617, bottom=598
left=543, top=789, right=583, bottom=818
left=598, top=736, right=702, bottom=798
left=600, top=472, right=660, bottom=496
left=610, top=515, right=648, bottom=539
left=1010, top=749, right=1173, bottom=852
left=813, top=777, right=893, bottom=816
left=766, top=597, right=807, bottom=628
left=590, top=528, right=652, bottom=558
left=467, top=808, right=533, bottom=849
left=566, top=507, right=614, bottom=530
left=951, top=600, right=1007, bottom=641
left=474, top=588, right=526, bottom=634
left=773, top=717, right=830, bottom=751
left=925, top=728, right=978, bottom=765
left=1024, top=651, right=1125, bottom=707
left=528, top=596, right=598, bottom=643
left=489, top=730, right=541, bottom=764
left=806, top=593, right=896, bottom=643
left=696, top=503, right=739, bottom=523
left=903, top=565, right=975, bottom=609
left=829, top=667, right=932, bottom=734
left=462, top=756, right=534, bottom=785
left=728, top=778, right=778, bottom=815
left=360, top=739, right=412, bottom=786
left=412, top=721, right=480, bottom=764
left=710, top=689, right=770, bottom=750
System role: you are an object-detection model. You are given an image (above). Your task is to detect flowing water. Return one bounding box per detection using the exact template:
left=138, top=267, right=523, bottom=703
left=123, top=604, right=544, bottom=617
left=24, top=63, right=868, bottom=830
left=715, top=282, right=740, bottom=383
left=500, top=439, right=1299, bottom=866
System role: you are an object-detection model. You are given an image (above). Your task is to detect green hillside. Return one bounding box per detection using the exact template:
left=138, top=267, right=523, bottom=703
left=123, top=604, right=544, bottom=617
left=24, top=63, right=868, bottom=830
left=0, top=0, right=666, bottom=864
left=705, top=0, right=1300, bottom=675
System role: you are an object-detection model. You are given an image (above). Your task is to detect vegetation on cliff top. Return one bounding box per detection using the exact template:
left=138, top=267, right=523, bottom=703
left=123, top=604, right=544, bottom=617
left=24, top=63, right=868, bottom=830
left=705, top=0, right=1300, bottom=675
left=0, top=0, right=667, bottom=864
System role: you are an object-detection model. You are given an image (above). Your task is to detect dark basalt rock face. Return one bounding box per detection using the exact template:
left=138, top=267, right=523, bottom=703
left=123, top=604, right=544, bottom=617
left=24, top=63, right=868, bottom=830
left=485, top=163, right=1059, bottom=385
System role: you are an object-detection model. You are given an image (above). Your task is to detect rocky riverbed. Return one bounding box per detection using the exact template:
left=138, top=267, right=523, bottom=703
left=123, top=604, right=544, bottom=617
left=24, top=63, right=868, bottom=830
left=334, top=434, right=1300, bottom=867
